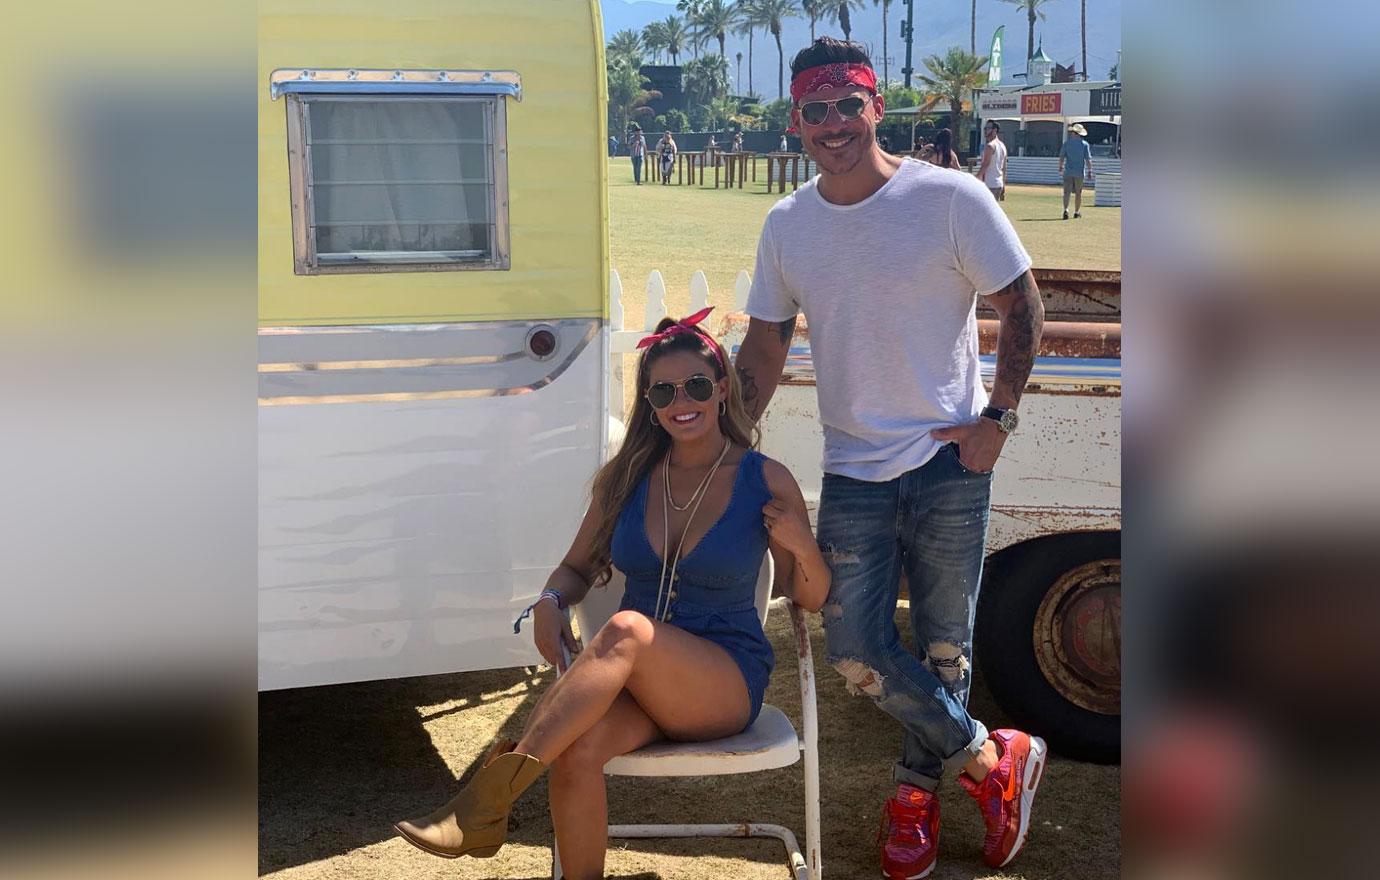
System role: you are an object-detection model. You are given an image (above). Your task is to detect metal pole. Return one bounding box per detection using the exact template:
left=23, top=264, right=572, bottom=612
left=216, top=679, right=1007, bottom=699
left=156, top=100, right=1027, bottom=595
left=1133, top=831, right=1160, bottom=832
left=901, top=0, right=915, bottom=88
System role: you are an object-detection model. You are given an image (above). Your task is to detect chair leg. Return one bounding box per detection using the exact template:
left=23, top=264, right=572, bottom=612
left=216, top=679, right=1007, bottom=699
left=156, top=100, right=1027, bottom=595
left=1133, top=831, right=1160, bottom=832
left=607, top=823, right=810, bottom=880
left=551, top=838, right=562, bottom=880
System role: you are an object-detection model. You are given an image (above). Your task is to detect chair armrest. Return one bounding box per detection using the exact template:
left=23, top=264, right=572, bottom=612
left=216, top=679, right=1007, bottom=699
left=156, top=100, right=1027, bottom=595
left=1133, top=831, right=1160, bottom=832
left=769, top=598, right=819, bottom=749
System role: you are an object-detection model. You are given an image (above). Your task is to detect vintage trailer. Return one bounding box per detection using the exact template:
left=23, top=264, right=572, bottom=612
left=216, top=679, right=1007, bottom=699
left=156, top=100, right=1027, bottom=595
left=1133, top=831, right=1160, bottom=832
left=258, top=0, right=609, bottom=690
left=718, top=268, right=1122, bottom=762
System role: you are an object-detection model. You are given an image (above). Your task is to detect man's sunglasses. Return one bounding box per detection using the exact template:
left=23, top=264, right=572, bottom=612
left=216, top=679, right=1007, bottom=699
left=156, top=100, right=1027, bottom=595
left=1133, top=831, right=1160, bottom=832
left=798, top=95, right=870, bottom=126
left=646, top=374, right=716, bottom=409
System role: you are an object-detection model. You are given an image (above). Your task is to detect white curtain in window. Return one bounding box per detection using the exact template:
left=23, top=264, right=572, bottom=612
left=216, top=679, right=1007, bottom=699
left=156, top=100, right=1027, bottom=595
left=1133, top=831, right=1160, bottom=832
left=307, top=98, right=493, bottom=260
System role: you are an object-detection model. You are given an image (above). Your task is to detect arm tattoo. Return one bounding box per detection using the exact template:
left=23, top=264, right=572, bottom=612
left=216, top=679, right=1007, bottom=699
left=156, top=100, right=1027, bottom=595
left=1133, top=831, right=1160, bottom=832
left=736, top=365, right=760, bottom=418
left=775, top=317, right=797, bottom=347
left=994, top=272, right=1044, bottom=404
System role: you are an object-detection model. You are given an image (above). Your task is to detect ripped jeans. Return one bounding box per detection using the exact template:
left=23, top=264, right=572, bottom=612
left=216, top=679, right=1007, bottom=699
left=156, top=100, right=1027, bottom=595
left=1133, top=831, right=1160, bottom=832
left=818, top=443, right=991, bottom=791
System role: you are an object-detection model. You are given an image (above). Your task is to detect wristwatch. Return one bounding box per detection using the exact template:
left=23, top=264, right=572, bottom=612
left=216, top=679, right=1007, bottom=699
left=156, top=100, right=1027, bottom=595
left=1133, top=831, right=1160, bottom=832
left=981, top=406, right=1019, bottom=434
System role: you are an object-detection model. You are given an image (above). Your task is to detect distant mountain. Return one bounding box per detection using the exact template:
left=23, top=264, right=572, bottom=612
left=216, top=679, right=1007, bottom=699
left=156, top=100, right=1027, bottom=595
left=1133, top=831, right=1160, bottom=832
left=599, top=0, right=1120, bottom=97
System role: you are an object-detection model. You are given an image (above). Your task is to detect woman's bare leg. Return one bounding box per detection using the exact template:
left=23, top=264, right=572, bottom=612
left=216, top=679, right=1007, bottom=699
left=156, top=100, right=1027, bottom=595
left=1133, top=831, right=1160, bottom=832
left=514, top=609, right=751, bottom=762
left=549, top=690, right=660, bottom=880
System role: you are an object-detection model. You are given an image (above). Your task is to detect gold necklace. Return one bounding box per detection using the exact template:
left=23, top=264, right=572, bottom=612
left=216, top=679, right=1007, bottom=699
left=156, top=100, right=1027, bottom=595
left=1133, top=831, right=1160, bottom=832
left=654, top=439, right=732, bottom=622
left=663, top=437, right=730, bottom=512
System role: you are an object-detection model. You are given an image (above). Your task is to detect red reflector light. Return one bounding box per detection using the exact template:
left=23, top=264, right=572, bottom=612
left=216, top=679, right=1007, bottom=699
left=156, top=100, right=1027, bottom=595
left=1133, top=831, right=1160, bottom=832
left=528, top=329, right=557, bottom=358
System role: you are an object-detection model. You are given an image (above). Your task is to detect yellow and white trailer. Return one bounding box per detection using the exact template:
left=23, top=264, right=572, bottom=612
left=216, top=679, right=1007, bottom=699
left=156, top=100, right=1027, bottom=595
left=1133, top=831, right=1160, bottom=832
left=258, top=0, right=609, bottom=690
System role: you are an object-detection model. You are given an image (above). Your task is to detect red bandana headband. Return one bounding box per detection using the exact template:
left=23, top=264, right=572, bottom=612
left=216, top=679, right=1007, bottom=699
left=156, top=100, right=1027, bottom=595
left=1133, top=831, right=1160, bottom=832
left=789, top=62, right=877, bottom=104
left=636, top=306, right=725, bottom=372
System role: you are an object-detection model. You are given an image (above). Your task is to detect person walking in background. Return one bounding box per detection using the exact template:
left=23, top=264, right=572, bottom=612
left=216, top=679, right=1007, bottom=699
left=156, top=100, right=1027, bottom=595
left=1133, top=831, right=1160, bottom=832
left=608, top=134, right=618, bottom=157
left=731, top=131, right=744, bottom=153
left=627, top=124, right=646, bottom=186
left=926, top=127, right=962, bottom=170
left=656, top=131, right=678, bottom=185
left=1058, top=123, right=1094, bottom=219
left=734, top=36, right=1048, bottom=880
left=978, top=121, right=1008, bottom=201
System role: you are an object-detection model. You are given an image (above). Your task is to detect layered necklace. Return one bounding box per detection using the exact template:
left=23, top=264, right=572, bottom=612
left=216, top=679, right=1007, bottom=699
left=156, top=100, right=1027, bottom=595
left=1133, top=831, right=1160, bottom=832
left=653, top=437, right=732, bottom=621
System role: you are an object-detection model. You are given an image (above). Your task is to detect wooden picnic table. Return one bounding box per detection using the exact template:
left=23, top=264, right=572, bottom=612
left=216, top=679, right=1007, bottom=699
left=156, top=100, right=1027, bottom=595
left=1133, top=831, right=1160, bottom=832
left=714, top=151, right=752, bottom=189
left=764, top=152, right=814, bottom=193
left=678, top=150, right=707, bottom=186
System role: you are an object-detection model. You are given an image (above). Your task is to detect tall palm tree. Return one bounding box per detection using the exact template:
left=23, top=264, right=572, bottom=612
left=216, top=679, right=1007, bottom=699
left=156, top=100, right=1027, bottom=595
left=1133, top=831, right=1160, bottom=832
left=692, top=0, right=741, bottom=60
left=683, top=53, right=731, bottom=108
left=917, top=47, right=988, bottom=159
left=736, top=50, right=744, bottom=92
left=874, top=0, right=893, bottom=85
left=608, top=29, right=644, bottom=66
left=971, top=0, right=977, bottom=53
left=663, top=15, right=689, bottom=65
left=643, top=21, right=669, bottom=64
left=749, top=0, right=799, bottom=99
left=1000, top=0, right=1058, bottom=67
left=677, top=0, right=706, bottom=58
left=735, top=1, right=758, bottom=97
left=802, top=0, right=826, bottom=41
left=827, top=0, right=867, bottom=41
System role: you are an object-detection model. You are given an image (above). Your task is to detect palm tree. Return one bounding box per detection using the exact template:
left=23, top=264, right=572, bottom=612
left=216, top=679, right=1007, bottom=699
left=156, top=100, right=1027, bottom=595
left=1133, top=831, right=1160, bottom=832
left=1000, top=0, right=1058, bottom=68
left=708, top=94, right=741, bottom=129
left=692, top=0, right=741, bottom=60
left=827, top=0, right=867, bottom=41
left=971, top=0, right=977, bottom=53
left=802, top=0, right=826, bottom=41
left=683, top=54, right=731, bottom=119
left=608, top=29, right=644, bottom=66
left=606, top=56, right=661, bottom=135
left=643, top=21, right=669, bottom=64
left=676, top=0, right=706, bottom=58
left=917, top=47, right=988, bottom=159
left=663, top=15, right=690, bottom=65
left=874, top=0, right=893, bottom=85
left=736, top=50, right=744, bottom=92
left=749, top=0, right=799, bottom=100
left=734, top=1, right=759, bottom=98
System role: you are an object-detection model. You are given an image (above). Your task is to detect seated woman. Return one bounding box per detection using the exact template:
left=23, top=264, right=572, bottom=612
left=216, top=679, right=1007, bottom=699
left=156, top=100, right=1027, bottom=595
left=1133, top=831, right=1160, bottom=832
left=394, top=308, right=831, bottom=880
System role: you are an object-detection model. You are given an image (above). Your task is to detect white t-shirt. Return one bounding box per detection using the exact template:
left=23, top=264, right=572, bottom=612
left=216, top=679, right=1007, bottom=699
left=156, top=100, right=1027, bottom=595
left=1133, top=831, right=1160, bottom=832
left=746, top=158, right=1031, bottom=482
left=982, top=138, right=1007, bottom=188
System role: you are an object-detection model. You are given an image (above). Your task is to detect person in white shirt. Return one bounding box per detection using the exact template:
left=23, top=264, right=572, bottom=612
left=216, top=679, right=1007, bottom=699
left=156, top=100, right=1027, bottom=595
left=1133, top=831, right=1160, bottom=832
left=978, top=120, right=1009, bottom=201
left=735, top=36, right=1048, bottom=880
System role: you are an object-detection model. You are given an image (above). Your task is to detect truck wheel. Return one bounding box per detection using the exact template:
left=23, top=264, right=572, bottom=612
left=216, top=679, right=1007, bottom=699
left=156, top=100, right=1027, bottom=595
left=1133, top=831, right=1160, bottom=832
left=976, top=532, right=1121, bottom=764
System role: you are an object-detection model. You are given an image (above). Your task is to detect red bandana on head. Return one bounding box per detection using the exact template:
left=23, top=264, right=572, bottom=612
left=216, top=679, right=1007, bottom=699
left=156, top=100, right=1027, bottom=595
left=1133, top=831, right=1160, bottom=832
left=786, top=63, right=878, bottom=133
left=789, top=62, right=877, bottom=104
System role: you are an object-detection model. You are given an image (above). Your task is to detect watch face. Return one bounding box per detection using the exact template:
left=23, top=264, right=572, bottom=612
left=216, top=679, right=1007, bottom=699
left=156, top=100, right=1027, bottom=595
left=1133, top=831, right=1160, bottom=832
left=1000, top=410, right=1019, bottom=432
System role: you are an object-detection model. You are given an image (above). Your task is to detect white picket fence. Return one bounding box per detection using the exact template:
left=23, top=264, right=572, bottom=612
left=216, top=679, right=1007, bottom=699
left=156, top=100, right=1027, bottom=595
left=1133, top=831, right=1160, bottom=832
left=607, top=267, right=752, bottom=419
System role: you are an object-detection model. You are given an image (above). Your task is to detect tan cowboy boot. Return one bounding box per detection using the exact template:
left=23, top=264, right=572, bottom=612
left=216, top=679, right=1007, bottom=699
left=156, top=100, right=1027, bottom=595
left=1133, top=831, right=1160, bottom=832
left=394, top=739, right=545, bottom=859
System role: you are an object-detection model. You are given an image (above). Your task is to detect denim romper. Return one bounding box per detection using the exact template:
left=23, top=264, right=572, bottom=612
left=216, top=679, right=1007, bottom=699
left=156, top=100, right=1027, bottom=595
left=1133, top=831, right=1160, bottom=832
left=610, top=449, right=775, bottom=728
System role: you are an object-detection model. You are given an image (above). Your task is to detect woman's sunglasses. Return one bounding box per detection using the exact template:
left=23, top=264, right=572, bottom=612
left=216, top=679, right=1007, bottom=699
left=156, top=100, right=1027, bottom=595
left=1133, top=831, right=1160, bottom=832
left=798, top=95, right=870, bottom=127
left=646, top=374, right=715, bottom=409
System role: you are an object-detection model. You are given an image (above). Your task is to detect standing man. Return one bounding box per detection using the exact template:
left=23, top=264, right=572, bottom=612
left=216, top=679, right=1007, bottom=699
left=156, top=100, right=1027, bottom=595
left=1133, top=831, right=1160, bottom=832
left=978, top=121, right=1008, bottom=201
left=1058, top=122, right=1094, bottom=218
left=735, top=38, right=1048, bottom=880
left=627, top=124, right=646, bottom=186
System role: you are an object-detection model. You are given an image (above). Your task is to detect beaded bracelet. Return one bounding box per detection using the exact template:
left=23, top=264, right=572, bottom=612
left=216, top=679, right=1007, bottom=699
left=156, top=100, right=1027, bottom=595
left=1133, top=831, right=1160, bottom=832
left=512, top=589, right=567, bottom=634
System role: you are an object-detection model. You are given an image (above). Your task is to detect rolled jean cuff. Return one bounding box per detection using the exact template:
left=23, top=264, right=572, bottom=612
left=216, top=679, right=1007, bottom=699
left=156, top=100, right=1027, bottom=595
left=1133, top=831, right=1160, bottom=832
left=942, top=721, right=990, bottom=778
left=892, top=762, right=940, bottom=792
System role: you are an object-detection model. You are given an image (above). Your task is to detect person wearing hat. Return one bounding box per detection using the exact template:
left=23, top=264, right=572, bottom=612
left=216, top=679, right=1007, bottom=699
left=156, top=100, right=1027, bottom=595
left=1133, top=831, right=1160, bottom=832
left=1058, top=123, right=1094, bottom=219
left=627, top=123, right=647, bottom=185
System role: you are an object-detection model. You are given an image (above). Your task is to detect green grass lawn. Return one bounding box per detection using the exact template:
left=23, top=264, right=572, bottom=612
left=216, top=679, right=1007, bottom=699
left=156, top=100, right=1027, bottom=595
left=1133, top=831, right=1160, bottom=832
left=608, top=157, right=1120, bottom=327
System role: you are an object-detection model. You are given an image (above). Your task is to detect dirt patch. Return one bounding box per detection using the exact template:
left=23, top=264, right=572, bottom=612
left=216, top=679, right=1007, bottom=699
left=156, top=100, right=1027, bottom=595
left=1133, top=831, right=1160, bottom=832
left=260, top=606, right=1119, bottom=879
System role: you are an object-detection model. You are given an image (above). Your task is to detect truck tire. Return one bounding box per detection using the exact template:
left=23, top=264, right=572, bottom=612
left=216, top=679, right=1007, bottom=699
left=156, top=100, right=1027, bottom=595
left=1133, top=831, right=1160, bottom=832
left=976, top=531, right=1121, bottom=764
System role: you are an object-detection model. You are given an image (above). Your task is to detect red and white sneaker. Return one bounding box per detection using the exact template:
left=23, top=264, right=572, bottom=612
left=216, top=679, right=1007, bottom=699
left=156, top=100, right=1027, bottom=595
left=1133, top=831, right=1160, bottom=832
left=878, top=784, right=940, bottom=879
left=960, top=729, right=1048, bottom=868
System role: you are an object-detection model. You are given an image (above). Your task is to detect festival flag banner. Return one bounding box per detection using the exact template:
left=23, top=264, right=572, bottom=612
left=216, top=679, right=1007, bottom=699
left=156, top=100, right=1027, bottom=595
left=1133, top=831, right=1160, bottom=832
left=987, top=26, right=1004, bottom=86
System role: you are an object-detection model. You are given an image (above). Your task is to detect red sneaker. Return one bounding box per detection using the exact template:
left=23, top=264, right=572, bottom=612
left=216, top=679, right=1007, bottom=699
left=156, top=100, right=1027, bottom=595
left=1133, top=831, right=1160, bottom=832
left=878, top=784, right=940, bottom=879
left=960, top=729, right=1048, bottom=868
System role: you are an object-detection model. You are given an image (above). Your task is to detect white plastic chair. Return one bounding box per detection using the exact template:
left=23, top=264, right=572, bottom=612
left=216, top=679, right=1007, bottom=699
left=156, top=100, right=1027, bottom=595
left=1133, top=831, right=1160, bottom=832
left=554, top=555, right=821, bottom=880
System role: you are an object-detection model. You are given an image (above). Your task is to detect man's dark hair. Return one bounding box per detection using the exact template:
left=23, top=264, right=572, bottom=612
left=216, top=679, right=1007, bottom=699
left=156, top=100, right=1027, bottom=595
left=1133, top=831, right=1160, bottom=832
left=789, top=37, right=873, bottom=78
left=986, top=120, right=1001, bottom=133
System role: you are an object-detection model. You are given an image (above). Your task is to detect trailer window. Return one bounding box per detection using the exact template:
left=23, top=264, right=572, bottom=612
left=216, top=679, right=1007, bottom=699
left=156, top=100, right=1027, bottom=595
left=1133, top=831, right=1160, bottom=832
left=285, top=94, right=509, bottom=274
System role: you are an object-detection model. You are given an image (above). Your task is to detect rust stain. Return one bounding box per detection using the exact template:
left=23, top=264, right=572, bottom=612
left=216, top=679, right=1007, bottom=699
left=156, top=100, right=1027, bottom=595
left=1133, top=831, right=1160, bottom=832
left=978, top=320, right=1120, bottom=359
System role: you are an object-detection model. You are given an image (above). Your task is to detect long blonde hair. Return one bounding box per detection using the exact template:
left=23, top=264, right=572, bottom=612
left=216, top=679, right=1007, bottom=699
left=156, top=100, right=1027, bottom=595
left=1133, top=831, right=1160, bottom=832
left=587, top=317, right=758, bottom=587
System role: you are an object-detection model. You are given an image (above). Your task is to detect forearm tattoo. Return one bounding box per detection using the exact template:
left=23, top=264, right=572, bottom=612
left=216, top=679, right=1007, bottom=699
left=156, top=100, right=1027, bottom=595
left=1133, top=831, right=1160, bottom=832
left=775, top=317, right=797, bottom=347
left=994, top=272, right=1044, bottom=403
left=736, top=365, right=760, bottom=418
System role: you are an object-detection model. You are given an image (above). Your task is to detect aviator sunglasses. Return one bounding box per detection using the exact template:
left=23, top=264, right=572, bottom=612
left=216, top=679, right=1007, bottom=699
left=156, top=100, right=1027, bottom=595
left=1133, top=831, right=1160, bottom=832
left=798, top=94, right=871, bottom=126
left=646, top=374, right=716, bottom=409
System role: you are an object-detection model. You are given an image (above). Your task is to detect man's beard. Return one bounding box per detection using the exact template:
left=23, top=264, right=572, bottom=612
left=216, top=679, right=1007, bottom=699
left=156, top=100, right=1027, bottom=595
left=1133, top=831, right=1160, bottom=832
left=807, top=126, right=875, bottom=176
